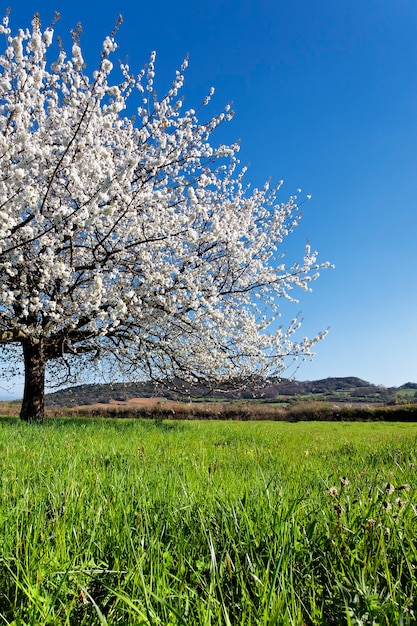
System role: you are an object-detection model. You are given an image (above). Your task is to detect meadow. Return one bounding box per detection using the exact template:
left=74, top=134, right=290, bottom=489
left=1, top=417, right=417, bottom=625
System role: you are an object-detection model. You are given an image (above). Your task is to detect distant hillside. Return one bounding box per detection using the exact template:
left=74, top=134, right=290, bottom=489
left=45, top=377, right=416, bottom=408
left=400, top=382, right=417, bottom=390
left=46, top=381, right=161, bottom=407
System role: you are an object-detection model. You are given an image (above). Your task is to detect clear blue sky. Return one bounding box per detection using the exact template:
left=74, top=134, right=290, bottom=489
left=1, top=0, right=416, bottom=398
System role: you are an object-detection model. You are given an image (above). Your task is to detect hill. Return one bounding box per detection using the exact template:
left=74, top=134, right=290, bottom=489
left=44, top=377, right=417, bottom=408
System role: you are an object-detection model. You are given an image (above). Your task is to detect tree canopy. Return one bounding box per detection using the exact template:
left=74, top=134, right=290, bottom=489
left=0, top=14, right=329, bottom=420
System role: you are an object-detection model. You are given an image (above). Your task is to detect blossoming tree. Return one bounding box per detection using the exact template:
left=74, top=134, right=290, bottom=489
left=0, top=14, right=329, bottom=421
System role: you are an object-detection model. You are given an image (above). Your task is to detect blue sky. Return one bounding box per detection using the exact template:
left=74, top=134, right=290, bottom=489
left=1, top=0, right=416, bottom=397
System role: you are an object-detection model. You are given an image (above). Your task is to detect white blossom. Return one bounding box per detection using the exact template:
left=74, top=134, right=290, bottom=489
left=0, top=15, right=330, bottom=420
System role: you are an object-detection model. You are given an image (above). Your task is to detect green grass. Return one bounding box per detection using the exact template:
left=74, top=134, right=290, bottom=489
left=1, top=417, right=417, bottom=624
left=396, top=388, right=417, bottom=399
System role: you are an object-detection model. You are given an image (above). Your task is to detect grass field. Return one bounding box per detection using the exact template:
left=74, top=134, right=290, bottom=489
left=1, top=417, right=417, bottom=625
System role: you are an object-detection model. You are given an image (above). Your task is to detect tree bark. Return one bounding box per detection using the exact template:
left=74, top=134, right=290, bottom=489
left=20, top=340, right=46, bottom=422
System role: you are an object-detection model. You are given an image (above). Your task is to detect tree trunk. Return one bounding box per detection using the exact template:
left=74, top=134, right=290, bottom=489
left=20, top=340, right=46, bottom=422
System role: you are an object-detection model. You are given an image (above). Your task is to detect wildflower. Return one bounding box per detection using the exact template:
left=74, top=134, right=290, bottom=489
left=395, top=497, right=406, bottom=509
left=79, top=589, right=89, bottom=605
left=340, top=476, right=350, bottom=488
left=327, top=486, right=338, bottom=497
left=397, top=484, right=411, bottom=491
left=384, top=482, right=395, bottom=495
left=381, top=500, right=392, bottom=512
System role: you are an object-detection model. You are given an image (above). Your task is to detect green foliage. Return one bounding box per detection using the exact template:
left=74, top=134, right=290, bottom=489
left=1, top=418, right=417, bottom=624
left=48, top=401, right=417, bottom=422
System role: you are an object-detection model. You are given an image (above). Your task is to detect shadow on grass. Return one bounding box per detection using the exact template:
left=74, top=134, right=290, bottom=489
left=0, top=414, right=190, bottom=437
left=0, top=415, right=20, bottom=426
left=48, top=414, right=188, bottom=432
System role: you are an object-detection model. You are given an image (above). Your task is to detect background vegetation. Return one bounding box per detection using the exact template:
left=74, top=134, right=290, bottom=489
left=39, top=378, right=416, bottom=408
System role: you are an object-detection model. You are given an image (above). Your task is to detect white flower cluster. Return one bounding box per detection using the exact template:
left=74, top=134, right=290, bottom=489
left=0, top=15, right=329, bottom=386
